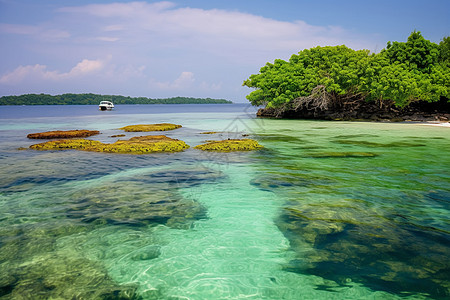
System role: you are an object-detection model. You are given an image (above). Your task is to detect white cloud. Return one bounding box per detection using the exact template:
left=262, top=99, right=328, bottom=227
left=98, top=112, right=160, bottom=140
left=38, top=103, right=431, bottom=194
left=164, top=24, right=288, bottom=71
left=59, top=1, right=176, bottom=18
left=57, top=1, right=373, bottom=58
left=96, top=36, right=119, bottom=42
left=0, top=58, right=107, bottom=84
left=0, top=1, right=380, bottom=98
left=103, top=24, right=124, bottom=32
left=0, top=23, right=70, bottom=41
left=0, top=23, right=39, bottom=35
left=69, top=59, right=104, bottom=75
left=151, top=71, right=195, bottom=90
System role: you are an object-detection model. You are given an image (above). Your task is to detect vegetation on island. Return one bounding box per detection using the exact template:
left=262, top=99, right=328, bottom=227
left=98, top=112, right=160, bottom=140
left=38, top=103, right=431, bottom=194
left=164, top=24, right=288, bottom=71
left=0, top=94, right=232, bottom=105
left=243, top=31, right=449, bottom=119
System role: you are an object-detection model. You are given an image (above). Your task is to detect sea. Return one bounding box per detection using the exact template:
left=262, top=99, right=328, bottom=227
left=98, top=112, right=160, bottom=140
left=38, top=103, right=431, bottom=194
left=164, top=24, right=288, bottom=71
left=0, top=104, right=449, bottom=299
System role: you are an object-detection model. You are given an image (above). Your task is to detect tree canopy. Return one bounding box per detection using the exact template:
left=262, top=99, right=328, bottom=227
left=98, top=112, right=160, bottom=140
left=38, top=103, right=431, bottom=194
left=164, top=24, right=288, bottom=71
left=243, top=31, right=449, bottom=108
left=0, top=94, right=232, bottom=105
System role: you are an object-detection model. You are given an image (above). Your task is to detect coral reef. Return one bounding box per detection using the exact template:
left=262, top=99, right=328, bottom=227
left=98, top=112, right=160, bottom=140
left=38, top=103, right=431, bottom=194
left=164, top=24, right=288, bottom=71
left=29, top=135, right=189, bottom=154
left=194, top=139, right=263, bottom=151
left=277, top=200, right=450, bottom=297
left=27, top=129, right=100, bottom=139
left=119, top=123, right=182, bottom=132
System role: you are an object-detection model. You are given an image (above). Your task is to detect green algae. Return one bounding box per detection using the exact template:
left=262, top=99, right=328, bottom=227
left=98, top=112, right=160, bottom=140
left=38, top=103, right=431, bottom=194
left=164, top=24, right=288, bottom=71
left=119, top=123, right=182, bottom=132
left=250, top=119, right=450, bottom=298
left=0, top=165, right=217, bottom=299
left=334, top=139, right=427, bottom=148
left=194, top=139, right=263, bottom=151
left=30, top=139, right=103, bottom=151
left=250, top=173, right=334, bottom=192
left=255, top=134, right=304, bottom=143
left=277, top=199, right=450, bottom=297
left=0, top=219, right=139, bottom=299
left=303, top=152, right=379, bottom=158
left=65, top=180, right=207, bottom=228
left=29, top=135, right=189, bottom=154
left=27, top=129, right=100, bottom=139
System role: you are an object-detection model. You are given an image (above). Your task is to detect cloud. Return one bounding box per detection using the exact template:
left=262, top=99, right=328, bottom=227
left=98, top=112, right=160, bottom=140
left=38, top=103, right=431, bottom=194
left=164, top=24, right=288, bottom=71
left=0, top=58, right=107, bottom=84
left=0, top=23, right=70, bottom=40
left=96, top=36, right=119, bottom=42
left=1, top=1, right=380, bottom=98
left=59, top=1, right=176, bottom=17
left=57, top=1, right=373, bottom=59
left=151, top=71, right=195, bottom=90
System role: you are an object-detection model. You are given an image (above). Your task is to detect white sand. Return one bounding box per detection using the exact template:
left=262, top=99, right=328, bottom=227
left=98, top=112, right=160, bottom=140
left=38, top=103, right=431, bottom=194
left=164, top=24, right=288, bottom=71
left=420, top=122, right=450, bottom=127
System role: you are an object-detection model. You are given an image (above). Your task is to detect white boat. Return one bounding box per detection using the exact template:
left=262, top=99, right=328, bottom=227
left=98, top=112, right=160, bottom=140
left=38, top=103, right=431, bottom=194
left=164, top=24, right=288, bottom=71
left=99, top=101, right=114, bottom=111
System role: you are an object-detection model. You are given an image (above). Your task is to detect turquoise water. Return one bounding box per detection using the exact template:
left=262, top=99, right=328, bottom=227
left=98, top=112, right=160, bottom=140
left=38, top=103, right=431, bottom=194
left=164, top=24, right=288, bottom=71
left=0, top=105, right=449, bottom=299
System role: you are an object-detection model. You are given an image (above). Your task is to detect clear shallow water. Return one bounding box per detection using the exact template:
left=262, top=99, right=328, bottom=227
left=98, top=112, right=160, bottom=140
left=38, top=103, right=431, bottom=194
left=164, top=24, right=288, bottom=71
left=0, top=105, right=449, bottom=299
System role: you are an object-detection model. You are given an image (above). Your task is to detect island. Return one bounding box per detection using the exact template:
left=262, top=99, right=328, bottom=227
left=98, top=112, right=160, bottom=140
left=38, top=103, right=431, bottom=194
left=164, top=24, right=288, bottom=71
left=0, top=94, right=232, bottom=105
left=243, top=31, right=450, bottom=121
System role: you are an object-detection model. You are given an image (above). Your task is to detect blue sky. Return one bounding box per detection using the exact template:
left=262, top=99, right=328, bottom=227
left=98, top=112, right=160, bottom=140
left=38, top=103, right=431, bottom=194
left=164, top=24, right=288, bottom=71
left=1, top=0, right=449, bottom=102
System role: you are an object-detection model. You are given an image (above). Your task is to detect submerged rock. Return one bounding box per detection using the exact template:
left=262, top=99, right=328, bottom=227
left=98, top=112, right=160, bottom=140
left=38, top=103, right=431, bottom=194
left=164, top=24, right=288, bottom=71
left=29, top=135, right=189, bottom=154
left=27, top=129, right=100, bottom=139
left=63, top=166, right=221, bottom=228
left=119, top=123, right=182, bottom=132
left=1, top=251, right=139, bottom=299
left=194, top=139, right=263, bottom=151
left=0, top=221, right=139, bottom=299
left=278, top=201, right=450, bottom=298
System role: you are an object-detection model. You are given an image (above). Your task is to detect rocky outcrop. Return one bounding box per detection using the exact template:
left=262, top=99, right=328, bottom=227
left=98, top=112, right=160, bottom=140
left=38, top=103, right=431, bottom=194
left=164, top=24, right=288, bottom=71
left=29, top=135, right=189, bottom=154
left=194, top=139, right=263, bottom=151
left=257, top=91, right=450, bottom=122
left=119, top=123, right=182, bottom=132
left=27, top=130, right=100, bottom=139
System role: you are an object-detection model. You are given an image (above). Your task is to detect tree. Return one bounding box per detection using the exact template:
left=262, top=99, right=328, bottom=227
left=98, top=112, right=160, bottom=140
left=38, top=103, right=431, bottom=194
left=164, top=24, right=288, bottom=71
left=438, top=36, right=450, bottom=64
left=244, top=31, right=449, bottom=109
left=384, top=31, right=439, bottom=73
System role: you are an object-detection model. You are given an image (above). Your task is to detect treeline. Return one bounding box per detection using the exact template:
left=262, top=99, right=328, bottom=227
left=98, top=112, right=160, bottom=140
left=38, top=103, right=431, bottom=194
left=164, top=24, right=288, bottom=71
left=0, top=94, right=232, bottom=105
left=243, top=31, right=449, bottom=108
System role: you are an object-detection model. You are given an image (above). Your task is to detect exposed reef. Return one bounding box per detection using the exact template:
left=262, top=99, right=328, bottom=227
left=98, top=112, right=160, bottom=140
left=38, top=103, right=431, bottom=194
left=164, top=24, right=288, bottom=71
left=29, top=135, right=189, bottom=154
left=27, top=129, right=100, bottom=139
left=194, top=139, right=263, bottom=151
left=119, top=123, right=182, bottom=132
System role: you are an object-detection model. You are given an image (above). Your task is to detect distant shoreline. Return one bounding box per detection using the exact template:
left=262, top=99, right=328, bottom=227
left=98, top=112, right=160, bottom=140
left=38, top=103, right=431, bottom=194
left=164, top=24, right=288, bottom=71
left=0, top=93, right=232, bottom=105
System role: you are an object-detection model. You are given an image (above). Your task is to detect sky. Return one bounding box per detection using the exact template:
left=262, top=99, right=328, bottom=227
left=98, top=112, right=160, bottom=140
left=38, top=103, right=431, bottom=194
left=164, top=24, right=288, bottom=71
left=0, top=0, right=449, bottom=102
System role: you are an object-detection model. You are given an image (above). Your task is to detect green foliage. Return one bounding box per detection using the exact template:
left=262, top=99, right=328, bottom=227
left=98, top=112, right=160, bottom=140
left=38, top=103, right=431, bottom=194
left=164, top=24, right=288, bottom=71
left=384, top=31, right=439, bottom=73
left=244, top=31, right=449, bottom=108
left=0, top=93, right=232, bottom=105
left=438, top=36, right=450, bottom=64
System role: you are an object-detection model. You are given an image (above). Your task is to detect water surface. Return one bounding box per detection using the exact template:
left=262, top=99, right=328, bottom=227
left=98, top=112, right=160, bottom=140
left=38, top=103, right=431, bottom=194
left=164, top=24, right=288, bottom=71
left=0, top=105, right=449, bottom=299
